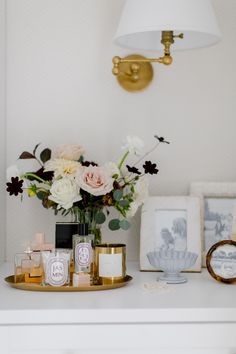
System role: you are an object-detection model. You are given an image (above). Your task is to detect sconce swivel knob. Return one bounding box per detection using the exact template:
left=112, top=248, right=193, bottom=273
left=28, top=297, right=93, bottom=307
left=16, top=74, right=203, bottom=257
left=131, top=63, right=140, bottom=72
left=162, top=56, right=173, bottom=66
left=112, top=56, right=121, bottom=76
left=112, top=67, right=119, bottom=75
left=113, top=56, right=121, bottom=65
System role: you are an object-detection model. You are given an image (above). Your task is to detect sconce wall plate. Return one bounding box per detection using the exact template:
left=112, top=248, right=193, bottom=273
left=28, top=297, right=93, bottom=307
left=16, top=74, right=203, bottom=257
left=115, top=54, right=153, bottom=92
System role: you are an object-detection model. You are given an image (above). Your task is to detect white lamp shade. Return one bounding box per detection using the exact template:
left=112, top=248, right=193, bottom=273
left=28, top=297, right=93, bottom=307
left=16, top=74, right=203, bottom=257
left=114, top=0, right=222, bottom=51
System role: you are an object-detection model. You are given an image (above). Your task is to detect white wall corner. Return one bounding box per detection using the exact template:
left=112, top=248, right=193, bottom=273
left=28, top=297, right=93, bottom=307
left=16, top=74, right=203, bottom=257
left=0, top=0, right=6, bottom=263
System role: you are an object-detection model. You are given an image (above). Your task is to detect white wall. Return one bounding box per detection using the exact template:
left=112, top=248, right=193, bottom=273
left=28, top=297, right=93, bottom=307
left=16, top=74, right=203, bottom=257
left=6, top=0, right=236, bottom=261
left=0, top=0, right=6, bottom=263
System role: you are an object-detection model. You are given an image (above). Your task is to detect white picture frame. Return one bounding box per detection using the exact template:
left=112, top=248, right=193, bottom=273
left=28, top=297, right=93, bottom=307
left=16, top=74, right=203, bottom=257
left=140, top=196, right=202, bottom=272
left=190, top=182, right=236, bottom=266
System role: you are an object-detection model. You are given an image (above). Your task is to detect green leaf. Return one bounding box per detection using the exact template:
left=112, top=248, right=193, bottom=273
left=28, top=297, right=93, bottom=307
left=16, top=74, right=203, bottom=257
left=95, top=211, right=106, bottom=224
left=112, top=173, right=119, bottom=180
left=108, top=219, right=120, bottom=231
left=19, top=151, right=36, bottom=159
left=40, top=148, right=51, bottom=163
left=119, top=199, right=129, bottom=207
left=119, top=219, right=130, bottom=230
left=33, top=143, right=41, bottom=156
left=113, top=189, right=123, bottom=201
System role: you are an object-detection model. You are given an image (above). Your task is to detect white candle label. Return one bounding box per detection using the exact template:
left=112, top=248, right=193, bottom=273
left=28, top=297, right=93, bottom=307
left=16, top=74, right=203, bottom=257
left=99, top=253, right=122, bottom=277
left=46, top=257, right=68, bottom=286
left=75, top=243, right=92, bottom=267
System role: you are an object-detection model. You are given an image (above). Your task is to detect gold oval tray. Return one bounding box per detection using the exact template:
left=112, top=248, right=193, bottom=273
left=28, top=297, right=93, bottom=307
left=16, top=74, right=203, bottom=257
left=4, top=275, right=132, bottom=292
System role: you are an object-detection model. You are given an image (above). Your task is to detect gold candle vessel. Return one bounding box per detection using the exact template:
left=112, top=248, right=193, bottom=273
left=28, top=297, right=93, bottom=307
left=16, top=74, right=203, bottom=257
left=94, top=244, right=126, bottom=285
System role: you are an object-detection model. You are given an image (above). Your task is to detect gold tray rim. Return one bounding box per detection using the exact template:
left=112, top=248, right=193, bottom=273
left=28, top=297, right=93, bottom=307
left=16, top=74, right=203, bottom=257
left=4, top=275, right=133, bottom=292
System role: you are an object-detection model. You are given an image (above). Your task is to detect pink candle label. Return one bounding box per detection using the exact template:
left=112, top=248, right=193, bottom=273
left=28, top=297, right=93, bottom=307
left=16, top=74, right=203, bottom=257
left=75, top=243, right=92, bottom=267
left=46, top=257, right=68, bottom=286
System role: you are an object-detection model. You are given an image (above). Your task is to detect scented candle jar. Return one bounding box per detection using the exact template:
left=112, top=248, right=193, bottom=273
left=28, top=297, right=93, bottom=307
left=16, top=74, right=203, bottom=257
left=94, top=244, right=126, bottom=285
left=42, top=249, right=71, bottom=287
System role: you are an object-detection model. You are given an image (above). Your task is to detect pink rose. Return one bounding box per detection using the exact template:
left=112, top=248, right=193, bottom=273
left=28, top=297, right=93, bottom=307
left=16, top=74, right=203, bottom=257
left=75, top=166, right=114, bottom=196
left=53, top=144, right=85, bottom=161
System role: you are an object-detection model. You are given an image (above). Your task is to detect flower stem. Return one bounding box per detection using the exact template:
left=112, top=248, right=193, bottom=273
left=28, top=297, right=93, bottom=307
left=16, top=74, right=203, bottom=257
left=118, top=150, right=129, bottom=170
left=35, top=157, right=43, bottom=167
left=22, top=173, right=51, bottom=186
left=126, top=173, right=145, bottom=185
left=133, top=142, right=160, bottom=167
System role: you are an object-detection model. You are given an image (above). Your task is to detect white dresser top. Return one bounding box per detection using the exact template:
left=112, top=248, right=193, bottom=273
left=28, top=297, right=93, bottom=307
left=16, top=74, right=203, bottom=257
left=0, top=262, right=235, bottom=325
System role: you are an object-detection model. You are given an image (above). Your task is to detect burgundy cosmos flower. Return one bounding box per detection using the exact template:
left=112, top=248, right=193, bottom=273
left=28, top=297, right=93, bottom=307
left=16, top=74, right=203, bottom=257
left=143, top=161, right=159, bottom=175
left=126, top=165, right=141, bottom=175
left=6, top=177, right=24, bottom=196
left=154, top=135, right=170, bottom=144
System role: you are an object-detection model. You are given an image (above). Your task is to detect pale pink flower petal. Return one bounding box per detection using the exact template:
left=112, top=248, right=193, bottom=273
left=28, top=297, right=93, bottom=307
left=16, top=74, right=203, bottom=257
left=75, top=166, right=114, bottom=196
left=53, top=144, right=85, bottom=161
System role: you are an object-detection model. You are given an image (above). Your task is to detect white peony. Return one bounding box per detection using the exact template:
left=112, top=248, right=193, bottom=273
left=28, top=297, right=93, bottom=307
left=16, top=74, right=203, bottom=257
left=75, top=165, right=114, bottom=196
left=133, top=175, right=149, bottom=205
left=6, top=165, right=20, bottom=181
left=44, top=159, right=81, bottom=179
left=53, top=144, right=85, bottom=161
left=122, top=135, right=144, bottom=155
left=49, top=178, right=82, bottom=210
left=127, top=176, right=149, bottom=218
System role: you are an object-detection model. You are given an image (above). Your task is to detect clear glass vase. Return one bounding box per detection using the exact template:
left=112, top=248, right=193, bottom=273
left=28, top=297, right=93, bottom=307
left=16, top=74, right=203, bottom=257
left=71, top=208, right=102, bottom=246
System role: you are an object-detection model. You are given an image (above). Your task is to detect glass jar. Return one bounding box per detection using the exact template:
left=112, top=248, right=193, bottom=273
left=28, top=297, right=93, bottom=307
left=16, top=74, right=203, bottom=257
left=42, top=249, right=71, bottom=287
left=73, top=223, right=94, bottom=274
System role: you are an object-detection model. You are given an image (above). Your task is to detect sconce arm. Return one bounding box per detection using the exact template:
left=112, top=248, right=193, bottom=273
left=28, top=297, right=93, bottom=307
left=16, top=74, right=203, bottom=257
left=112, top=31, right=183, bottom=91
left=112, top=54, right=172, bottom=77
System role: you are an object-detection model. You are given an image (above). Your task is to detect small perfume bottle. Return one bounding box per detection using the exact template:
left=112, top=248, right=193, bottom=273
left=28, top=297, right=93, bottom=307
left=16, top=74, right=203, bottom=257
left=31, top=232, right=54, bottom=252
left=14, top=250, right=43, bottom=283
left=73, top=223, right=94, bottom=285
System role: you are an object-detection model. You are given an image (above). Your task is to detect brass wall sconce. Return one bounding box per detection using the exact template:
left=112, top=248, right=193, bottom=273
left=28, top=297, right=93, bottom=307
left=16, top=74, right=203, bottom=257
left=112, top=0, right=222, bottom=92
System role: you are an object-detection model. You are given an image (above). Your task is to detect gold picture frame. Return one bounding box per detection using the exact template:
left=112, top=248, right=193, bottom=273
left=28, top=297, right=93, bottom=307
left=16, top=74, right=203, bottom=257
left=206, top=240, right=236, bottom=284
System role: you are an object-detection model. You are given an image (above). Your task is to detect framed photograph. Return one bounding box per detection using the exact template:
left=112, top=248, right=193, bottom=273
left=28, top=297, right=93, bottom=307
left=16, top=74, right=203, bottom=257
left=140, top=196, right=201, bottom=272
left=190, top=182, right=236, bottom=266
left=206, top=240, right=236, bottom=284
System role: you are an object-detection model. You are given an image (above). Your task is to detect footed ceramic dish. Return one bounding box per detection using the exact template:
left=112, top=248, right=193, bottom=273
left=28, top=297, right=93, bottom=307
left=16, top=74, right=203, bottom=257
left=147, top=250, right=198, bottom=284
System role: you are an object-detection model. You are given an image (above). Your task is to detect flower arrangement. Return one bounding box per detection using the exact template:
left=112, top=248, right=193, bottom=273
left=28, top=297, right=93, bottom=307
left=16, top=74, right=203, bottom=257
left=6, top=135, right=169, bottom=236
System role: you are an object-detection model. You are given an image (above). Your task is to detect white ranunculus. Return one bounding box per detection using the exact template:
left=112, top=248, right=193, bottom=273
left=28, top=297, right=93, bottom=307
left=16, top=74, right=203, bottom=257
left=75, top=165, right=114, bottom=197
left=134, top=175, right=149, bottom=205
left=127, top=176, right=149, bottom=218
left=44, top=159, right=81, bottom=179
left=126, top=201, right=139, bottom=218
left=122, top=135, right=144, bottom=155
left=104, top=162, right=120, bottom=178
left=6, top=165, right=20, bottom=181
left=53, top=144, right=85, bottom=161
left=49, top=178, right=82, bottom=210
